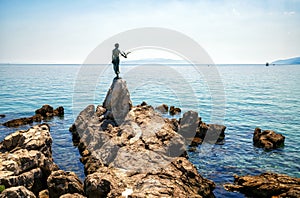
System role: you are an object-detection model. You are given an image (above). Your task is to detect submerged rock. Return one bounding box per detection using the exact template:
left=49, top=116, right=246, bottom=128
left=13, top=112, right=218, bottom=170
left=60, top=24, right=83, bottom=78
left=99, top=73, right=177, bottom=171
left=253, top=127, right=285, bottom=150
left=70, top=79, right=216, bottom=198
left=224, top=172, right=300, bottom=198
left=0, top=114, right=5, bottom=118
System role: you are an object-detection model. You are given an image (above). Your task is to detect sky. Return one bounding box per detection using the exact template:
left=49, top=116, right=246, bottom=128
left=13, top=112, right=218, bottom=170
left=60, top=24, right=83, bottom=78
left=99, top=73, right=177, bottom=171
left=0, top=0, right=299, bottom=64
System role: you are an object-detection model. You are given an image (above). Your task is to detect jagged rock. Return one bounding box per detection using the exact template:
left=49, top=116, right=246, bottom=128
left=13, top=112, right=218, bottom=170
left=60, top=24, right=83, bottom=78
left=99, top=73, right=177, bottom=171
left=103, top=78, right=132, bottom=124
left=169, top=106, right=181, bottom=115
left=224, top=172, right=300, bottom=198
left=176, top=111, right=226, bottom=147
left=47, top=170, right=84, bottom=198
left=0, top=124, right=59, bottom=195
left=155, top=104, right=168, bottom=113
left=71, top=89, right=215, bottom=197
left=60, top=193, right=86, bottom=198
left=169, top=118, right=179, bottom=132
left=0, top=124, right=53, bottom=157
left=0, top=186, right=36, bottom=198
left=39, top=189, right=49, bottom=198
left=195, top=123, right=226, bottom=144
left=178, top=111, right=199, bottom=140
left=253, top=128, right=285, bottom=150
left=53, top=106, right=64, bottom=117
left=35, top=104, right=64, bottom=117
left=35, top=104, right=54, bottom=116
left=140, top=101, right=147, bottom=106
left=84, top=157, right=215, bottom=198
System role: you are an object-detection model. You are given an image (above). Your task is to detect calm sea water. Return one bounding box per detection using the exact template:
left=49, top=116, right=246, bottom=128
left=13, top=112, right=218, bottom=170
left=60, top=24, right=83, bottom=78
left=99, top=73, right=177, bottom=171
left=0, top=64, right=299, bottom=197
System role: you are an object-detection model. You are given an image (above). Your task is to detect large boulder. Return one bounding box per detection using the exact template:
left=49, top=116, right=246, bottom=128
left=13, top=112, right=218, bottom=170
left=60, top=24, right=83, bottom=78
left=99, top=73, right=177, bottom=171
left=195, top=123, right=226, bottom=145
left=178, top=111, right=199, bottom=140
left=35, top=104, right=64, bottom=117
left=224, top=172, right=300, bottom=198
left=0, top=186, right=36, bottom=198
left=47, top=170, right=84, bottom=198
left=0, top=124, right=59, bottom=196
left=175, top=111, right=226, bottom=147
left=103, top=78, right=132, bottom=124
left=253, top=128, right=285, bottom=150
left=0, top=124, right=53, bottom=157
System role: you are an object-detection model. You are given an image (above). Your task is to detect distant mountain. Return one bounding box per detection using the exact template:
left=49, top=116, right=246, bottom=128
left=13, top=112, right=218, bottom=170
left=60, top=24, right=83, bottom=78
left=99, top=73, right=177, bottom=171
left=272, top=57, right=300, bottom=64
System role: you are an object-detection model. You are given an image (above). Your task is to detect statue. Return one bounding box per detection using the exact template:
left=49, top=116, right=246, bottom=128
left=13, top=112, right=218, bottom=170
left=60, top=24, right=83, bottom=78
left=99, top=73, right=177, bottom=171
left=112, top=43, right=130, bottom=78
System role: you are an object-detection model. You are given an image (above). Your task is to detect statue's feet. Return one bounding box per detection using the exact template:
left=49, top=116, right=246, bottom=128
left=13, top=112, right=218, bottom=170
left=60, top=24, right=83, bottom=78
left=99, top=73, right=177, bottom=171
left=115, top=74, right=121, bottom=79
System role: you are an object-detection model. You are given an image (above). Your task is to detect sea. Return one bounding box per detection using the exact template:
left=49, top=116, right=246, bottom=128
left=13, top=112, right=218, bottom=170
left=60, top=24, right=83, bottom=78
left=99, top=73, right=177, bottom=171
left=0, top=64, right=299, bottom=197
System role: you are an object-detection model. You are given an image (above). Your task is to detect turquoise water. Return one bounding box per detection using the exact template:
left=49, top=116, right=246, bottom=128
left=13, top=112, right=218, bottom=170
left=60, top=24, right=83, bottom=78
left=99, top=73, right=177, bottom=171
left=0, top=64, right=299, bottom=197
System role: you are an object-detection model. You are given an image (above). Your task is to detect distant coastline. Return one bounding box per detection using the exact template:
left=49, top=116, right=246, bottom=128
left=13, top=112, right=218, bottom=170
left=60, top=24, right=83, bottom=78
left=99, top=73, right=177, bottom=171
left=272, top=56, right=300, bottom=65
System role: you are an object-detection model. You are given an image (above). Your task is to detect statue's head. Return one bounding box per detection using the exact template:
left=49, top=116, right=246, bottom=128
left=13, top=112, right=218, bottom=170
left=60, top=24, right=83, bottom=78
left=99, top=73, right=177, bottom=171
left=115, top=43, right=119, bottom=48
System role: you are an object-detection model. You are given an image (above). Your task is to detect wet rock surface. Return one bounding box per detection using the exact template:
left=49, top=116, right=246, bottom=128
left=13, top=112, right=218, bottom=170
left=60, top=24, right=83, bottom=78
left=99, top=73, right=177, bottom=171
left=70, top=79, right=216, bottom=198
left=224, top=172, right=300, bottom=198
left=253, top=127, right=285, bottom=150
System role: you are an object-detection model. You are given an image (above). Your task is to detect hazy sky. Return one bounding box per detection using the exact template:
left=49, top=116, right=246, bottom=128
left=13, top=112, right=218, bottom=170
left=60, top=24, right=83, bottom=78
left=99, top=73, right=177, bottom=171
left=0, top=0, right=299, bottom=64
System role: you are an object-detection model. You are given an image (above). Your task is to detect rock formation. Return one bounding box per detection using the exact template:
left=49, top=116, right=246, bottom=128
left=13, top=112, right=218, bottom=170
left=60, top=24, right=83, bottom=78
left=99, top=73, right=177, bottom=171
left=224, top=172, right=300, bottom=198
left=0, top=114, right=5, bottom=118
left=0, top=124, right=85, bottom=198
left=175, top=111, right=226, bottom=147
left=0, top=186, right=36, bottom=198
left=2, top=104, right=64, bottom=127
left=47, top=170, right=84, bottom=198
left=253, top=127, right=285, bottom=150
left=35, top=104, right=64, bottom=118
left=155, top=104, right=168, bottom=113
left=169, top=105, right=181, bottom=115
left=70, top=78, right=216, bottom=197
left=103, top=78, right=132, bottom=125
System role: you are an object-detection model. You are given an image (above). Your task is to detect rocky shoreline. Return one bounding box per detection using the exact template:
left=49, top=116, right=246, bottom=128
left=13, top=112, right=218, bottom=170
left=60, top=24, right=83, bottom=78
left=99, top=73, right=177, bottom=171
left=0, top=124, right=84, bottom=197
left=0, top=78, right=298, bottom=198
